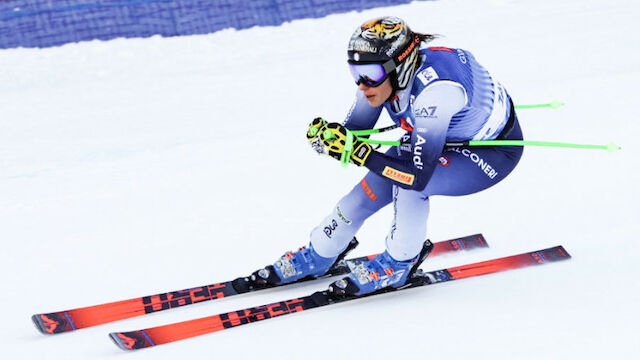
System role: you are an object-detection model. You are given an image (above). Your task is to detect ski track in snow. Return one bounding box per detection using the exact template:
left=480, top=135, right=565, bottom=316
left=1, top=0, right=639, bottom=358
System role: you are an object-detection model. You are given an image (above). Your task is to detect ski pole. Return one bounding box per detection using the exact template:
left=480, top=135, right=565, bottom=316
left=348, top=100, right=565, bottom=138
left=350, top=125, right=400, bottom=136
left=329, top=133, right=620, bottom=169
left=444, top=140, right=621, bottom=152
left=355, top=137, right=621, bottom=153
left=514, top=100, right=564, bottom=110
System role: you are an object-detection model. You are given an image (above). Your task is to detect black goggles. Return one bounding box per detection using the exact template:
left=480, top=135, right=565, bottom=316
left=347, top=59, right=396, bottom=87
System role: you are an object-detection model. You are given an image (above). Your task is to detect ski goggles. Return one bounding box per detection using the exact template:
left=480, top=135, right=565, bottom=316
left=348, top=59, right=396, bottom=87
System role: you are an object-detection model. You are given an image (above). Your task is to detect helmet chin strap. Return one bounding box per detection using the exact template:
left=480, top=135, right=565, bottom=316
left=385, top=92, right=397, bottom=103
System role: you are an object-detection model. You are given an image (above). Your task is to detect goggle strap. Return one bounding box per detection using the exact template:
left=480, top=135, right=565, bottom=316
left=382, top=59, right=396, bottom=74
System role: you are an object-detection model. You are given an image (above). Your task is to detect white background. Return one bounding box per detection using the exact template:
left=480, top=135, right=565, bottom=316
left=1, top=0, right=639, bottom=358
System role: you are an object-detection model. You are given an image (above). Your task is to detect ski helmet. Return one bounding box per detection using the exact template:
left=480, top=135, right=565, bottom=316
left=347, top=17, right=422, bottom=91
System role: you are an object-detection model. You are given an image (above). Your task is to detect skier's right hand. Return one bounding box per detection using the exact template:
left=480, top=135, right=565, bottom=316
left=318, top=122, right=372, bottom=166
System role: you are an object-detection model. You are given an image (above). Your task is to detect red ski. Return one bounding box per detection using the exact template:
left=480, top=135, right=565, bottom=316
left=33, top=234, right=488, bottom=334
left=110, top=245, right=571, bottom=350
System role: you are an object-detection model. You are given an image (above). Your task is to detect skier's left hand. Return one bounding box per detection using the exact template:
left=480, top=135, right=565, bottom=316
left=318, top=122, right=372, bottom=166
left=307, top=117, right=328, bottom=154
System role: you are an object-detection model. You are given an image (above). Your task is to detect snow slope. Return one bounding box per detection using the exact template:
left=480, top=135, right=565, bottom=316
left=1, top=0, right=639, bottom=358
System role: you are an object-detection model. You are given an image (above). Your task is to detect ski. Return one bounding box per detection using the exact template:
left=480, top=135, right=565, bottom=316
left=110, top=245, right=570, bottom=350
left=32, top=233, right=487, bottom=335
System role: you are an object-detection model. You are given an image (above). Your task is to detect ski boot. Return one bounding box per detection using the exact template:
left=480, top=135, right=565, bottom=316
left=250, top=239, right=359, bottom=288
left=330, top=240, right=433, bottom=296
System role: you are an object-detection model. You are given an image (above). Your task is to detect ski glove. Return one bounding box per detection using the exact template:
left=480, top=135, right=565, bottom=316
left=307, top=117, right=328, bottom=154
left=319, top=122, right=373, bottom=167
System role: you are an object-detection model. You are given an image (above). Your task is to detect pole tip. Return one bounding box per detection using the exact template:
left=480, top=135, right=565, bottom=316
left=549, top=100, right=565, bottom=109
left=606, top=142, right=621, bottom=152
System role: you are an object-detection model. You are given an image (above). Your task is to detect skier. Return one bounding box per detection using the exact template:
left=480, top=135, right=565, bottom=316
left=263, top=16, right=524, bottom=295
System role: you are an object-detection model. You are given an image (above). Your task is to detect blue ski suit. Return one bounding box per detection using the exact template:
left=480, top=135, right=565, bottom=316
left=310, top=46, right=523, bottom=261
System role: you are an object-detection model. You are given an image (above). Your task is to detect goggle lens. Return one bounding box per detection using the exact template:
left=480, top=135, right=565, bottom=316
left=348, top=63, right=388, bottom=87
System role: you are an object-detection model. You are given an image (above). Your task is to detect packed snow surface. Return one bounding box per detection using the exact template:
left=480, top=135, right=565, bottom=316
left=1, top=0, right=638, bottom=358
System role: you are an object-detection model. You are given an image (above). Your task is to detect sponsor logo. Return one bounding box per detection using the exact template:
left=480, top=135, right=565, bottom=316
left=397, top=35, right=421, bottom=61
left=382, top=166, right=415, bottom=185
left=220, top=299, right=306, bottom=329
left=448, top=148, right=498, bottom=179
left=414, top=106, right=437, bottom=118
left=143, top=283, right=229, bottom=314
left=413, top=134, right=426, bottom=170
left=324, top=219, right=338, bottom=238
left=115, top=333, right=139, bottom=350
left=360, top=179, right=378, bottom=201
left=457, top=49, right=467, bottom=64
left=438, top=156, right=450, bottom=166
left=417, top=67, right=439, bottom=86
left=336, top=206, right=352, bottom=224
left=39, top=314, right=60, bottom=334
left=349, top=39, right=378, bottom=53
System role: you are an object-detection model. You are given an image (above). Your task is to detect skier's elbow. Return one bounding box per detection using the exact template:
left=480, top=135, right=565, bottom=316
left=413, top=178, right=429, bottom=192
left=408, top=177, right=428, bottom=192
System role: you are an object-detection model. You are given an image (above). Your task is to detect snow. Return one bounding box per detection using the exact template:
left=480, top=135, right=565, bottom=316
left=1, top=0, right=639, bottom=358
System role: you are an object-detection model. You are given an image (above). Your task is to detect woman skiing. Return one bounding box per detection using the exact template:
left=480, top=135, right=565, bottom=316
left=261, top=16, right=524, bottom=295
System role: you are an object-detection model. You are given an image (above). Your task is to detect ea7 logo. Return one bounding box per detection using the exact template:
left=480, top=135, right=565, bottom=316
left=415, top=106, right=437, bottom=118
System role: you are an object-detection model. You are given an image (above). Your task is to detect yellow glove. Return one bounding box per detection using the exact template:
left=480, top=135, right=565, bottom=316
left=307, top=117, right=327, bottom=141
left=307, top=117, right=328, bottom=154
left=319, top=122, right=373, bottom=166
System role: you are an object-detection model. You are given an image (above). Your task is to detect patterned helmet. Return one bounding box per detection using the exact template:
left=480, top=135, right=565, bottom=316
left=347, top=17, right=422, bottom=90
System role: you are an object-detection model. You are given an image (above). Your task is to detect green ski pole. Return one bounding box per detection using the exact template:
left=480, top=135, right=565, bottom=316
left=353, top=138, right=621, bottom=153
left=451, top=140, right=621, bottom=152
left=514, top=100, right=564, bottom=109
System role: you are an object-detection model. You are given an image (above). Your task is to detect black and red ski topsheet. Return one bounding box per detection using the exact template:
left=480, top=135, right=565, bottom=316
left=32, top=233, right=488, bottom=334
left=110, top=245, right=571, bottom=350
